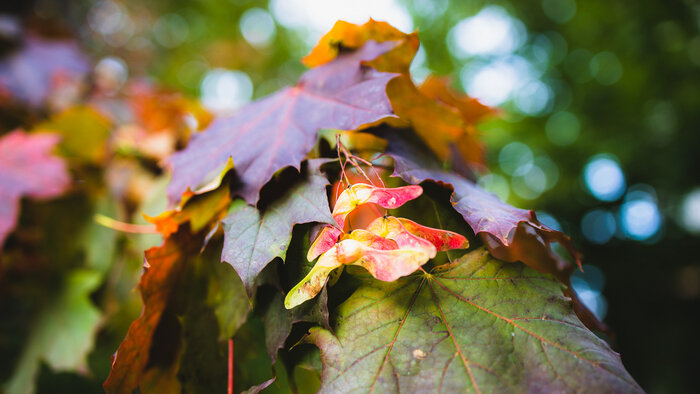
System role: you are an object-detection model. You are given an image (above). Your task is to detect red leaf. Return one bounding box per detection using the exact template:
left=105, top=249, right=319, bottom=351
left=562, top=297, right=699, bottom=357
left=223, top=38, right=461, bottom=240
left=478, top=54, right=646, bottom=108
left=0, top=130, right=69, bottom=247
left=395, top=217, right=469, bottom=251
left=166, top=41, right=400, bottom=206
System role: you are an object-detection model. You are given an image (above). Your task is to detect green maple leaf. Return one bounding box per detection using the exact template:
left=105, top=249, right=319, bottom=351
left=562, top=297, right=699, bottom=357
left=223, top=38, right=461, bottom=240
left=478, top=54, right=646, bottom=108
left=306, top=248, right=642, bottom=393
left=221, top=159, right=336, bottom=295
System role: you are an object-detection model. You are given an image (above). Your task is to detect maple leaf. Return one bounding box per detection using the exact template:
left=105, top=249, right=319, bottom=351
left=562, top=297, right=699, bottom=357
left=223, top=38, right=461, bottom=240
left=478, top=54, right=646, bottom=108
left=386, top=76, right=489, bottom=170
left=0, top=130, right=70, bottom=248
left=418, top=75, right=498, bottom=125
left=305, top=248, right=643, bottom=393
left=303, top=19, right=418, bottom=74
left=166, top=40, right=400, bottom=206
left=380, top=129, right=582, bottom=280
left=221, top=159, right=336, bottom=295
left=303, top=20, right=491, bottom=169
left=308, top=183, right=423, bottom=261
left=0, top=35, right=89, bottom=108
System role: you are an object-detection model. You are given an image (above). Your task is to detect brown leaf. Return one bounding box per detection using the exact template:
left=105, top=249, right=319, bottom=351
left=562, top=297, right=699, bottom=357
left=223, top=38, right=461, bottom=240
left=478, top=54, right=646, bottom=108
left=103, top=229, right=199, bottom=393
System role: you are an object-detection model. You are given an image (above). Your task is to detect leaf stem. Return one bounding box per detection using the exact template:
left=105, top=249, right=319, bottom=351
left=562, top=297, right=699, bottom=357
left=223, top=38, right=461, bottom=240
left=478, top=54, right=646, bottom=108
left=228, top=339, right=234, bottom=394
left=93, top=214, right=158, bottom=234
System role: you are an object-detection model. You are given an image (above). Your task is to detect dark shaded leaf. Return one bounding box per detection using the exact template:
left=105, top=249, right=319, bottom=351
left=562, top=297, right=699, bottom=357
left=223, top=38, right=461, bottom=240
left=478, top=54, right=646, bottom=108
left=264, top=288, right=329, bottom=362
left=221, top=159, right=336, bottom=295
left=306, top=248, right=642, bottom=393
left=0, top=130, right=70, bottom=247
left=166, top=41, right=400, bottom=205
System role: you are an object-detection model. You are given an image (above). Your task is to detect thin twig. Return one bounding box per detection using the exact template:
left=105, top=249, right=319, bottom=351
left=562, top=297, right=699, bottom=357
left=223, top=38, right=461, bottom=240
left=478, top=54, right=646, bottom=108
left=337, top=134, right=350, bottom=187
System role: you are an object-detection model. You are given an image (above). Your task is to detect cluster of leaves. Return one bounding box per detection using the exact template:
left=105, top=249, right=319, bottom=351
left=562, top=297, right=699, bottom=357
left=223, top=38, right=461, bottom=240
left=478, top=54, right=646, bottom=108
left=0, top=22, right=210, bottom=394
left=101, top=20, right=641, bottom=393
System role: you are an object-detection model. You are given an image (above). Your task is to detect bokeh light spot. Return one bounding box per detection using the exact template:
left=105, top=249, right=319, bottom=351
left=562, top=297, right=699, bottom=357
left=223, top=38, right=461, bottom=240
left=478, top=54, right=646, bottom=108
left=583, top=155, right=626, bottom=201
left=94, top=57, right=128, bottom=94
left=200, top=69, right=253, bottom=113
left=477, top=173, right=510, bottom=201
left=449, top=6, right=525, bottom=58
left=499, top=142, right=534, bottom=176
left=546, top=111, right=580, bottom=146
left=620, top=189, right=662, bottom=241
left=240, top=8, right=276, bottom=47
left=679, top=188, right=700, bottom=234
left=536, top=211, right=562, bottom=231
left=270, top=0, right=413, bottom=48
left=589, top=51, right=623, bottom=85
left=461, top=56, right=537, bottom=106
left=535, top=156, right=560, bottom=190
left=581, top=209, right=616, bottom=244
left=512, top=165, right=547, bottom=200
left=541, top=0, right=577, bottom=24
left=571, top=264, right=607, bottom=320
left=513, top=80, right=553, bottom=116
left=153, top=14, right=189, bottom=48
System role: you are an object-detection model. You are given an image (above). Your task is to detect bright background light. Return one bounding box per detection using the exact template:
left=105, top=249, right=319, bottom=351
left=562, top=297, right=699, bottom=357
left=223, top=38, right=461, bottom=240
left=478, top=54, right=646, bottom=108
left=620, top=187, right=662, bottom=241
left=270, top=0, right=413, bottom=47
left=449, top=6, right=525, bottom=58
left=679, top=189, right=700, bottom=234
left=200, top=69, right=253, bottom=113
left=240, top=8, right=276, bottom=47
left=584, top=155, right=626, bottom=201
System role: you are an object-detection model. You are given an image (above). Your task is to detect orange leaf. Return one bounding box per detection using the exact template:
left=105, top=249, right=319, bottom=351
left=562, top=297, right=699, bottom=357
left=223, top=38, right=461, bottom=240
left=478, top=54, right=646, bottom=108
left=387, top=76, right=487, bottom=168
left=303, top=19, right=418, bottom=74
left=418, top=75, right=498, bottom=125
